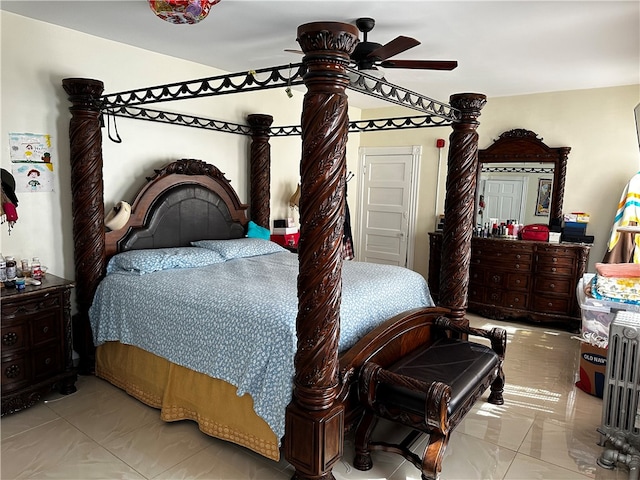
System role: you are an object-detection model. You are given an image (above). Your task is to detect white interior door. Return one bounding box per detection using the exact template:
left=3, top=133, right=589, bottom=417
left=482, top=178, right=526, bottom=224
left=356, top=146, right=420, bottom=268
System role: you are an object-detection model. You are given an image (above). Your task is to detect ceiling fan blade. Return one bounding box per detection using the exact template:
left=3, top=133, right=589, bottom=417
left=284, top=49, right=304, bottom=55
left=379, top=59, right=458, bottom=70
left=367, top=36, right=420, bottom=61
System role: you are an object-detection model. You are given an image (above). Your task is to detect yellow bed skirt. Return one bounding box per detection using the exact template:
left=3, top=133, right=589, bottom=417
left=96, top=342, right=281, bottom=461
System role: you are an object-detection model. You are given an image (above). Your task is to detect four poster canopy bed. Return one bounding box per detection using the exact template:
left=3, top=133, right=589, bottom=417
left=63, top=21, right=505, bottom=480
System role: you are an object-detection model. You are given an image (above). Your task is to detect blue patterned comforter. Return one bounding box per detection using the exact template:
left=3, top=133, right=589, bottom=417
left=89, top=243, right=433, bottom=440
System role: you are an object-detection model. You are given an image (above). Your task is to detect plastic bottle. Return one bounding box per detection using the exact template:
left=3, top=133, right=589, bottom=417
left=5, top=256, right=17, bottom=280
left=0, top=253, right=6, bottom=282
left=31, top=257, right=42, bottom=280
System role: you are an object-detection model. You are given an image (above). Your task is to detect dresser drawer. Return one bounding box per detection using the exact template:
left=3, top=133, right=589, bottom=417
left=1, top=324, right=27, bottom=353
left=531, top=295, right=570, bottom=314
left=535, top=254, right=575, bottom=272
left=534, top=277, right=572, bottom=295
left=505, top=291, right=528, bottom=309
left=472, top=250, right=533, bottom=268
left=468, top=284, right=485, bottom=302
left=508, top=273, right=529, bottom=291
left=485, top=288, right=504, bottom=306
left=536, top=245, right=580, bottom=257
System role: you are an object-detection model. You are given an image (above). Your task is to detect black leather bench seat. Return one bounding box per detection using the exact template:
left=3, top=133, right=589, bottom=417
left=377, top=338, right=500, bottom=417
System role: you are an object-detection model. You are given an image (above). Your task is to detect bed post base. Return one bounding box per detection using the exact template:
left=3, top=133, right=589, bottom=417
left=439, top=93, right=486, bottom=327
left=247, top=114, right=273, bottom=229
left=284, top=21, right=359, bottom=480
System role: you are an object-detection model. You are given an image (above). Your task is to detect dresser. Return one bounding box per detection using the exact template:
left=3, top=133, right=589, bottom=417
left=1, top=275, right=76, bottom=415
left=428, top=233, right=590, bottom=330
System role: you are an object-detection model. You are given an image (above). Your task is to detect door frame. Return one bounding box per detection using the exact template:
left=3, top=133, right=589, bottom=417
left=355, top=145, right=422, bottom=269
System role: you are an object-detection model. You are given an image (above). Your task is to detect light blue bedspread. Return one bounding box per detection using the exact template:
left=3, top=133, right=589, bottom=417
left=89, top=245, right=433, bottom=440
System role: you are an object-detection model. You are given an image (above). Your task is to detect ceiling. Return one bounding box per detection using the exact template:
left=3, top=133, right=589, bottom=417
left=2, top=1, right=639, bottom=110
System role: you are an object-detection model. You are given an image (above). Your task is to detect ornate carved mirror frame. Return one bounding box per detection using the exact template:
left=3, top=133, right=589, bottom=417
left=477, top=128, right=570, bottom=225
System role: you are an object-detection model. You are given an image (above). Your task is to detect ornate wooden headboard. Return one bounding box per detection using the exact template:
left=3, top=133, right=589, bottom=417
left=105, top=159, right=249, bottom=258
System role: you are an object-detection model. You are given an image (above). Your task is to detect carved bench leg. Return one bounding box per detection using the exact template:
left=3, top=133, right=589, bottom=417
left=488, top=367, right=505, bottom=405
left=354, top=410, right=378, bottom=471
left=421, top=431, right=449, bottom=480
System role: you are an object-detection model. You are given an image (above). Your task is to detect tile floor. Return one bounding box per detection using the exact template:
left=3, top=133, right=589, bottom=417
left=0, top=315, right=631, bottom=479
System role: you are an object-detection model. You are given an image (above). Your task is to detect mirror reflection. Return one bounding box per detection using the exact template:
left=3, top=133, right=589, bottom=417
left=476, top=161, right=555, bottom=228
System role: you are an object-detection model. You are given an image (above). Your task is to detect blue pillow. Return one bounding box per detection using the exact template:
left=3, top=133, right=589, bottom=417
left=107, top=247, right=225, bottom=275
left=192, top=238, right=286, bottom=260
left=246, top=220, right=271, bottom=240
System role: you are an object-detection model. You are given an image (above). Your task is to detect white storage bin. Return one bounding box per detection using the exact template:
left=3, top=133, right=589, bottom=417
left=578, top=274, right=640, bottom=344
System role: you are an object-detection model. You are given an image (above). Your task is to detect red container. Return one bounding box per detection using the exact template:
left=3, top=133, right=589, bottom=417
left=520, top=224, right=550, bottom=242
left=271, top=233, right=300, bottom=248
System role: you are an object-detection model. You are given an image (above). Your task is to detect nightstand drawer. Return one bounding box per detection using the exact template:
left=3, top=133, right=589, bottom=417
left=2, top=355, right=29, bottom=392
left=33, top=345, right=62, bottom=380
left=31, top=312, right=60, bottom=347
left=1, top=324, right=27, bottom=352
left=2, top=292, right=62, bottom=320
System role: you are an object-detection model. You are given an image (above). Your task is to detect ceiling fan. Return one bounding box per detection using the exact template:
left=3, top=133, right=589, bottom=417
left=287, top=18, right=457, bottom=74
left=350, top=17, right=457, bottom=72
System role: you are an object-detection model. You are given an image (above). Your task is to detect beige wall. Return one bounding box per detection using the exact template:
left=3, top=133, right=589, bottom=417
left=359, top=85, right=640, bottom=277
left=2, top=10, right=639, bottom=291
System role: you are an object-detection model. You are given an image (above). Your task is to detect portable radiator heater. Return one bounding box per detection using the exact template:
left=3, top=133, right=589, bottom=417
left=600, top=311, right=640, bottom=448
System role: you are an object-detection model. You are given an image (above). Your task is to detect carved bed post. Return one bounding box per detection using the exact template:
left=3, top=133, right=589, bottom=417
left=247, top=114, right=273, bottom=229
left=284, top=22, right=358, bottom=480
left=62, top=78, right=107, bottom=374
left=439, top=93, right=486, bottom=326
left=552, top=147, right=569, bottom=223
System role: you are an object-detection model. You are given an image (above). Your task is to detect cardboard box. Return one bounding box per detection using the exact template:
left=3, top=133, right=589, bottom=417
left=575, top=342, right=607, bottom=398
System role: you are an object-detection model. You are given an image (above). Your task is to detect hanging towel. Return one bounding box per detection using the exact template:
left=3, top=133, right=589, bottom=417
left=603, top=172, right=640, bottom=263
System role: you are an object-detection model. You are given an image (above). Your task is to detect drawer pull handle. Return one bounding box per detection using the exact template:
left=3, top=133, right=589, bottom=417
left=551, top=267, right=557, bottom=272
left=548, top=302, right=553, bottom=307
left=42, top=326, right=49, bottom=334
left=515, top=279, right=521, bottom=284
left=2, top=332, right=18, bottom=346
left=552, top=258, right=558, bottom=263
left=515, top=264, right=520, bottom=269
left=492, top=275, right=501, bottom=283
left=516, top=254, right=521, bottom=259
left=44, top=358, right=51, bottom=365
left=5, top=364, right=20, bottom=378
left=549, top=283, right=555, bottom=289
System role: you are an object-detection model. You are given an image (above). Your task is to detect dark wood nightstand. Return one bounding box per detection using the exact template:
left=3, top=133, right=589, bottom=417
left=1, top=274, right=77, bottom=416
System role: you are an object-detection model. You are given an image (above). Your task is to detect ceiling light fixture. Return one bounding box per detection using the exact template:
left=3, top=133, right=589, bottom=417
left=148, top=0, right=221, bottom=25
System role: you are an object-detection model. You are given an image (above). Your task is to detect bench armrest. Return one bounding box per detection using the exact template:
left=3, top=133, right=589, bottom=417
left=435, top=316, right=507, bottom=358
left=359, top=362, right=452, bottom=434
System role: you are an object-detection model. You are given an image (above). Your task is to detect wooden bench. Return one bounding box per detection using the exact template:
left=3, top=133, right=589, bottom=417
left=353, top=316, right=506, bottom=480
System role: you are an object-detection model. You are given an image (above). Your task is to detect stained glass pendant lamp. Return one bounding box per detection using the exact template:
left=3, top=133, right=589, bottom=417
left=148, top=0, right=221, bottom=25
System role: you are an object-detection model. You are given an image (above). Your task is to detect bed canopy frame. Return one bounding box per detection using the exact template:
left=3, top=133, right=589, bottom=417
left=63, top=21, right=484, bottom=480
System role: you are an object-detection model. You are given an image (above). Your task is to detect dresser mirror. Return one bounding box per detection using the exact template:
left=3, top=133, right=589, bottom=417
left=476, top=129, right=570, bottom=228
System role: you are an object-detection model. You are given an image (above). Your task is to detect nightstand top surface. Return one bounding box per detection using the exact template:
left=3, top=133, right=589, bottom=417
left=1, top=274, right=74, bottom=299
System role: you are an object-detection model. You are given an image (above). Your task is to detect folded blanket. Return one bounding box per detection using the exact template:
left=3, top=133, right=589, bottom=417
left=593, top=274, right=640, bottom=304
left=595, top=262, right=640, bottom=277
